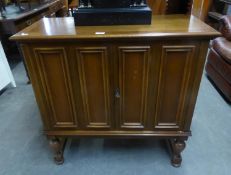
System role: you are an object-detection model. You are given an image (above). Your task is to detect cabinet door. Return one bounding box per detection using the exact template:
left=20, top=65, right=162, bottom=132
left=118, top=46, right=150, bottom=129
left=154, top=45, right=196, bottom=130
left=33, top=47, right=78, bottom=129
left=74, top=47, right=113, bottom=129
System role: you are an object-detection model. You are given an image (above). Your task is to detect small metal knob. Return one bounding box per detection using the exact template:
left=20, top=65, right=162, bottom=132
left=115, top=88, right=120, bottom=98
left=26, top=20, right=32, bottom=26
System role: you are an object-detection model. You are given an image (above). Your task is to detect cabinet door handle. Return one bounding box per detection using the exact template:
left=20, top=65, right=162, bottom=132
left=115, top=88, right=120, bottom=98
left=26, top=20, right=32, bottom=26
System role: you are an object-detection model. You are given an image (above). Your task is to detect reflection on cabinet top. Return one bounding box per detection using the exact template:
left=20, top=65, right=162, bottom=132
left=11, top=15, right=220, bottom=41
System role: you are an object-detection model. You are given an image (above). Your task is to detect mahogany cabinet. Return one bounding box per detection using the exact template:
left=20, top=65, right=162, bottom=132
left=11, top=15, right=220, bottom=167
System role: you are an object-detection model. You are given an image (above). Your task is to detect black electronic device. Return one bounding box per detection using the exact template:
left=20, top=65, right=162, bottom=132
left=72, top=0, right=152, bottom=26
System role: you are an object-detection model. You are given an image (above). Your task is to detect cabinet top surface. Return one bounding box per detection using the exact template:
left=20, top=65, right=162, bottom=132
left=11, top=15, right=220, bottom=41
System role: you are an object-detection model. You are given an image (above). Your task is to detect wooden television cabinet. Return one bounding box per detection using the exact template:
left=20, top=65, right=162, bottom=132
left=11, top=15, right=220, bottom=167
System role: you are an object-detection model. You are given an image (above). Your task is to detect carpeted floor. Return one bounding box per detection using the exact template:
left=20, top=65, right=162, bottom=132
left=0, top=62, right=231, bottom=175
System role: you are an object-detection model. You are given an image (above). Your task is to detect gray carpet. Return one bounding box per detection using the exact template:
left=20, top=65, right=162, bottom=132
left=0, top=62, right=231, bottom=175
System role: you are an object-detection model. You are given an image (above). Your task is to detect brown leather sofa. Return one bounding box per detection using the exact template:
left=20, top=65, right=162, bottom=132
left=206, top=15, right=231, bottom=102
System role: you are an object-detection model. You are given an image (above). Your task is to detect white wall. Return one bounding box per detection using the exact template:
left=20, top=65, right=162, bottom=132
left=0, top=42, right=16, bottom=90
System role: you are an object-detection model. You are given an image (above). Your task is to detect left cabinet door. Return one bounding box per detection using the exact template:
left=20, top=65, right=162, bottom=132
left=70, top=46, right=114, bottom=129
left=32, top=47, right=78, bottom=129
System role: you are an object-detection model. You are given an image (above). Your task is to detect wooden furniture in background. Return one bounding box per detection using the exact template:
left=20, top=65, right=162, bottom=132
left=147, top=0, right=193, bottom=15
left=0, top=0, right=68, bottom=82
left=0, top=0, right=67, bottom=35
left=148, top=0, right=219, bottom=22
left=192, top=0, right=213, bottom=21
left=147, top=0, right=214, bottom=22
left=147, top=0, right=166, bottom=14
left=11, top=15, right=219, bottom=167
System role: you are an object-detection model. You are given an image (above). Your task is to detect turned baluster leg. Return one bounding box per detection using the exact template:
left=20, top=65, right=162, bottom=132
left=49, top=137, right=67, bottom=165
left=169, top=138, right=186, bottom=167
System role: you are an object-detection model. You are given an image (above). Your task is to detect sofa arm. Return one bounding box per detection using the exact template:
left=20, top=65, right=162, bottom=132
left=220, top=16, right=231, bottom=41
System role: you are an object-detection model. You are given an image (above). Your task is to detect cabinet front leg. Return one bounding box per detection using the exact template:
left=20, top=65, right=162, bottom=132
left=49, top=137, right=67, bottom=165
left=169, top=138, right=186, bottom=167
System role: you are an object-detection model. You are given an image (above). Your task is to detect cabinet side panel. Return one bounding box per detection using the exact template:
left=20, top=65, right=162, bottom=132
left=34, top=48, right=78, bottom=128
left=21, top=45, right=51, bottom=129
left=155, top=45, right=195, bottom=129
left=76, top=47, right=111, bottom=128
left=118, top=46, right=150, bottom=129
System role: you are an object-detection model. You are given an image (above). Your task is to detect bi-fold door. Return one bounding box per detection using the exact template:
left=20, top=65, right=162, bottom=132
left=69, top=45, right=152, bottom=130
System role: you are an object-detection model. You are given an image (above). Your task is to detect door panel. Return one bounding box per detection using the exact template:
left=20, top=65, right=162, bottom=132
left=154, top=45, right=195, bottom=129
left=118, top=46, right=150, bottom=129
left=75, top=47, right=112, bottom=129
left=33, top=48, right=78, bottom=128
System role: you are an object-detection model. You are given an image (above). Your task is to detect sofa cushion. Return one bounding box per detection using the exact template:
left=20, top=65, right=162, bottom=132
left=220, top=16, right=231, bottom=41
left=206, top=63, right=231, bottom=102
left=207, top=48, right=231, bottom=85
left=212, top=37, right=231, bottom=64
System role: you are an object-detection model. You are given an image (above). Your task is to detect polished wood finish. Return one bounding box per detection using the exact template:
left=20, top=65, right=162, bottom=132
left=11, top=15, right=220, bottom=166
left=75, top=47, right=112, bottom=129
left=49, top=136, right=67, bottom=164
left=12, top=15, right=220, bottom=40
left=168, top=137, right=187, bottom=167
left=147, top=0, right=167, bottom=14
left=155, top=45, right=196, bottom=130
left=33, top=47, right=78, bottom=128
left=118, top=46, right=150, bottom=129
